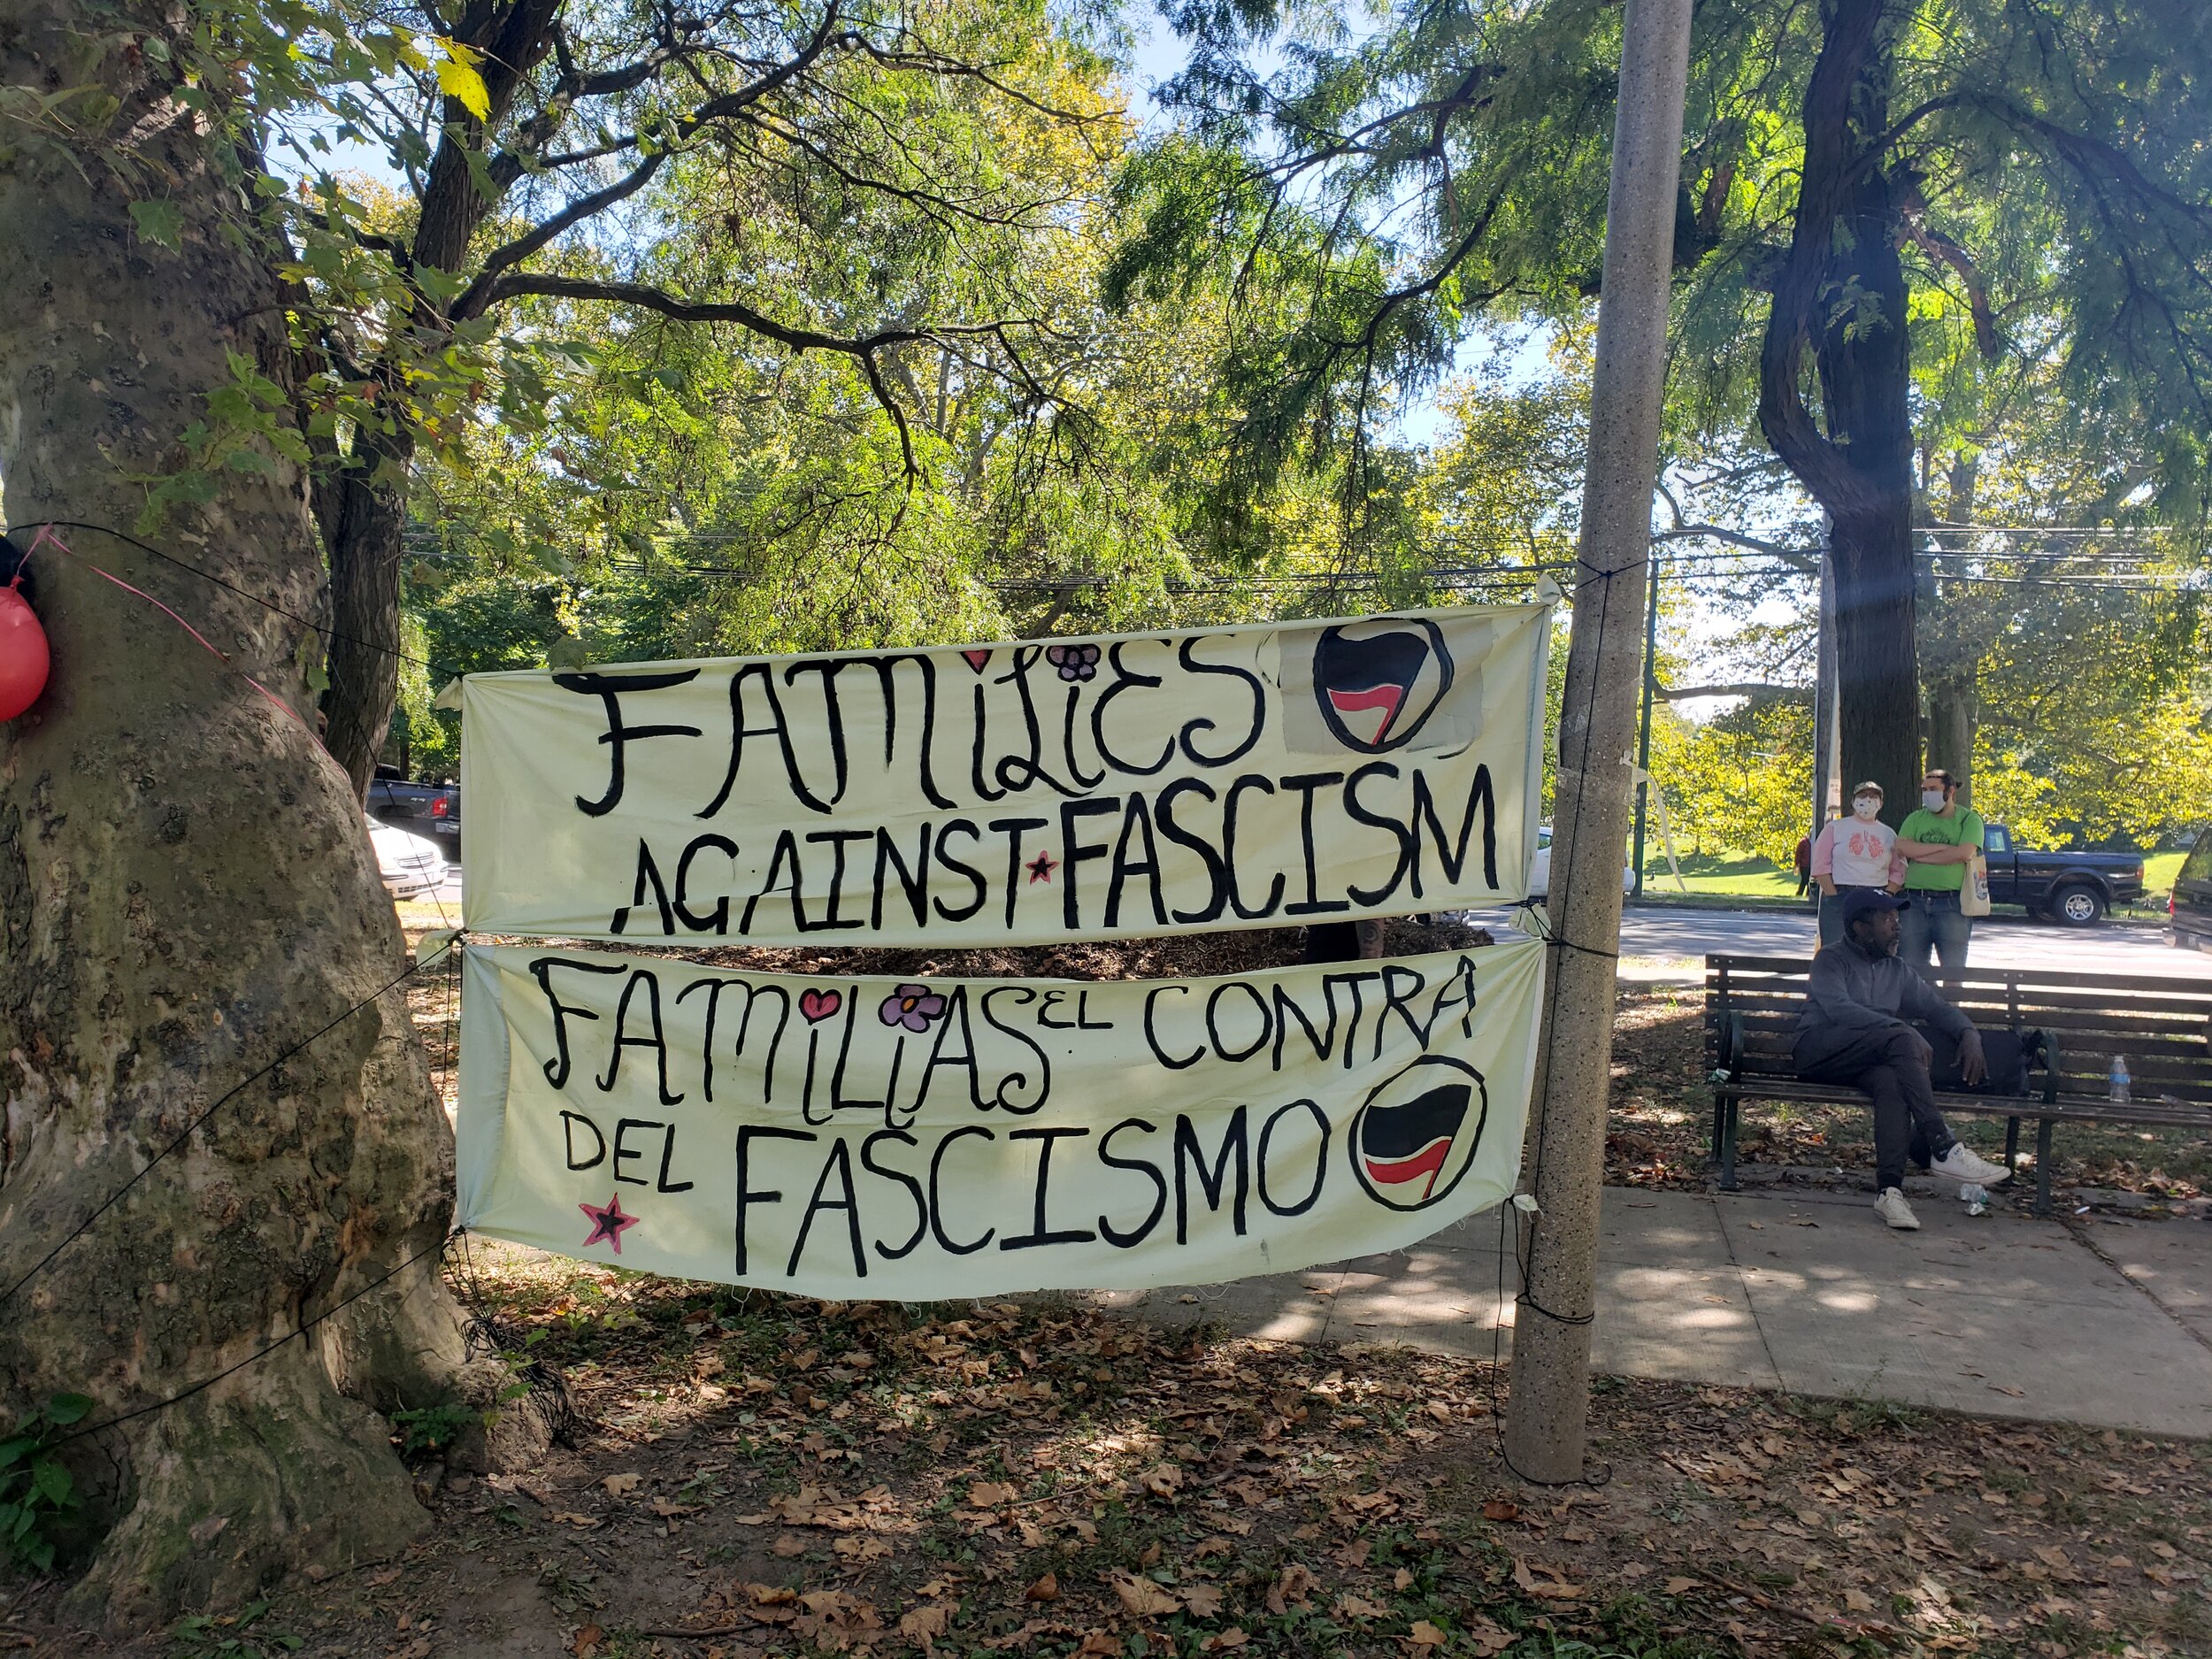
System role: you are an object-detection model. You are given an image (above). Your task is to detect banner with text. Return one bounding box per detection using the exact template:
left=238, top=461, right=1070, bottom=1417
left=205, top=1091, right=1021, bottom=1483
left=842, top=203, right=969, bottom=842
left=460, top=605, right=1551, bottom=946
left=456, top=937, right=1544, bottom=1298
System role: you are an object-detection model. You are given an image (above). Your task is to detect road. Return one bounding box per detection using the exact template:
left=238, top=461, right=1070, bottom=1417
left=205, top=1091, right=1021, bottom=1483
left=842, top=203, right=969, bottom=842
left=1459, top=902, right=2205, bottom=980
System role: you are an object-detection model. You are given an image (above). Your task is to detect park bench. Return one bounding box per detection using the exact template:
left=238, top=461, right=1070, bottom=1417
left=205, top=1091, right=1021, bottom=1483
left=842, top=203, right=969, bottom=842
left=1703, top=956, right=2212, bottom=1214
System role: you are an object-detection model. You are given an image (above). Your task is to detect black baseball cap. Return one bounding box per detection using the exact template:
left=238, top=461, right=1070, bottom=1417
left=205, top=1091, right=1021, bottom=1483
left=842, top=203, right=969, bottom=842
left=1839, top=888, right=1911, bottom=927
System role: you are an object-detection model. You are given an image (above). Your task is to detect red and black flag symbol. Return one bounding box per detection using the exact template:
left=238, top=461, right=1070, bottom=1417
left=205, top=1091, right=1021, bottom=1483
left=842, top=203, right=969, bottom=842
left=1311, top=618, right=1455, bottom=753
left=1356, top=1080, right=1472, bottom=1201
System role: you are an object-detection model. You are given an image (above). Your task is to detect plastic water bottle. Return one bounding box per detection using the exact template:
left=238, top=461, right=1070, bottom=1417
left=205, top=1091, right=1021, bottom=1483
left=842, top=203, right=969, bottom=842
left=1960, top=1182, right=1990, bottom=1217
left=2109, top=1056, right=2131, bottom=1104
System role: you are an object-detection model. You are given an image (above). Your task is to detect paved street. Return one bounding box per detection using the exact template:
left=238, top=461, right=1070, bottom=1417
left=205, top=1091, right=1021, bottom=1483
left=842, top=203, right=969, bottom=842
left=1092, top=1183, right=2212, bottom=1437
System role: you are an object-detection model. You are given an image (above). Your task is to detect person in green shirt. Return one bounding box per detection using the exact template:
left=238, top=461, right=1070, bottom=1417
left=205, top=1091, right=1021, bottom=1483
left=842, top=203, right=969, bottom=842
left=1894, top=768, right=1985, bottom=971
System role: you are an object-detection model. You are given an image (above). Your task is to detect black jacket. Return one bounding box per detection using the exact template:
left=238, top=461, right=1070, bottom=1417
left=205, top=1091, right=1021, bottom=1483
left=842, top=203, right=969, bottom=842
left=1793, top=938, right=1974, bottom=1071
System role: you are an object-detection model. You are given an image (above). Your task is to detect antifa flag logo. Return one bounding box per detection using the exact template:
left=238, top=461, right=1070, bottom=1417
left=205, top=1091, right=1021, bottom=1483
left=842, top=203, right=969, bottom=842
left=1312, top=618, right=1455, bottom=753
left=1348, top=1056, right=1488, bottom=1211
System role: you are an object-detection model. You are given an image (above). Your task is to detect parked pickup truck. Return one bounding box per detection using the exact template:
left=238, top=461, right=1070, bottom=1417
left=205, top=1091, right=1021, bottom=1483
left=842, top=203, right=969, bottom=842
left=368, top=765, right=460, bottom=860
left=1981, top=823, right=2145, bottom=926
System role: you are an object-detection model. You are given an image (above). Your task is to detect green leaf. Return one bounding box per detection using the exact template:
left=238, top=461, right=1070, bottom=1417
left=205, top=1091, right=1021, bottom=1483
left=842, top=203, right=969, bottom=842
left=546, top=635, right=588, bottom=671
left=42, top=1394, right=92, bottom=1426
left=0, top=1435, right=35, bottom=1469
left=434, top=42, right=491, bottom=122
left=305, top=659, right=331, bottom=694
left=30, top=1458, right=71, bottom=1508
left=127, top=199, right=184, bottom=250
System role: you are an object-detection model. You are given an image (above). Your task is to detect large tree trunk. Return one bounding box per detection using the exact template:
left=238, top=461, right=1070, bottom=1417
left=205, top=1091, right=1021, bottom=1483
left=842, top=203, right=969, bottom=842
left=1925, top=669, right=1978, bottom=804
left=0, top=3, right=513, bottom=1624
left=1758, top=0, right=1923, bottom=820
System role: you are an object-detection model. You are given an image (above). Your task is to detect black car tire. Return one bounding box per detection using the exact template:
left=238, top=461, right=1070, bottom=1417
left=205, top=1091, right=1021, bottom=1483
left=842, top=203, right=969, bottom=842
left=2049, top=883, right=2107, bottom=927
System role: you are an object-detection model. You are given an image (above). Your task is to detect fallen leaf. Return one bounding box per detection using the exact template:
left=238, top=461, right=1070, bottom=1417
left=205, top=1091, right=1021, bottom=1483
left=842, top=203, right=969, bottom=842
left=1076, top=1635, right=1119, bottom=1657
left=1409, top=1620, right=1448, bottom=1647
left=1107, top=1570, right=1179, bottom=1617
left=1025, top=1572, right=1059, bottom=1603
left=1202, top=1632, right=1248, bottom=1652
left=1335, top=1593, right=1391, bottom=1620
left=1464, top=1617, right=1516, bottom=1657
left=1266, top=1563, right=1317, bottom=1614
left=1843, top=1587, right=1878, bottom=1613
left=1181, top=1583, right=1224, bottom=1618
left=601, top=1472, right=641, bottom=1498
left=833, top=1535, right=892, bottom=1561
left=968, top=1481, right=1018, bottom=1509
left=1988, top=1383, right=2026, bottom=1398
left=1393, top=1567, right=1415, bottom=1593
left=1482, top=1499, right=1519, bottom=1523
left=772, top=1534, right=808, bottom=1557
left=572, top=1625, right=603, bottom=1658
left=1663, top=1577, right=1697, bottom=1596
left=898, top=1603, right=952, bottom=1644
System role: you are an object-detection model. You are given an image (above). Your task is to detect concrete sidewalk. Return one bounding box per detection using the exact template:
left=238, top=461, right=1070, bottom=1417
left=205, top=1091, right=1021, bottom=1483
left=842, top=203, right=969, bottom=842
left=1090, top=1184, right=2212, bottom=1438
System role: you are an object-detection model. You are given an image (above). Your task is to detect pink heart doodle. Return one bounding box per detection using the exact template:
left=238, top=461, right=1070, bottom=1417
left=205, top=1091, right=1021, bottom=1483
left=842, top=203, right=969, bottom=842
left=799, top=988, right=842, bottom=1024
left=962, top=649, right=990, bottom=672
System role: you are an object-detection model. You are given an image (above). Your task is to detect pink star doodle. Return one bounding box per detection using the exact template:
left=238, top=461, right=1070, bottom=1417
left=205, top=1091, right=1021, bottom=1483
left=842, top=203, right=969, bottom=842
left=1026, top=849, right=1058, bottom=884
left=578, top=1192, right=641, bottom=1254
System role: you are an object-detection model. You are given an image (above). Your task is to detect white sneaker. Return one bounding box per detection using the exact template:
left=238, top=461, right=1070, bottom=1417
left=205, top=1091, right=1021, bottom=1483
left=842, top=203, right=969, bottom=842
left=1874, top=1187, right=1921, bottom=1230
left=1932, top=1144, right=2010, bottom=1186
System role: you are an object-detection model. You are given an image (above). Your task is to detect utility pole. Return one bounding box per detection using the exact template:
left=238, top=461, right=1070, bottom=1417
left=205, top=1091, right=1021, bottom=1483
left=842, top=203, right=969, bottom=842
left=1630, top=552, right=1661, bottom=895
left=1504, top=0, right=1694, bottom=1484
left=1809, top=517, right=1838, bottom=843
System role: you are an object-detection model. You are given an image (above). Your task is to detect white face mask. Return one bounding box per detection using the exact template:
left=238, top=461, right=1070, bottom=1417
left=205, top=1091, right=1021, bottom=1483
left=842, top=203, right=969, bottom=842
left=1922, top=789, right=1947, bottom=812
left=1852, top=796, right=1880, bottom=819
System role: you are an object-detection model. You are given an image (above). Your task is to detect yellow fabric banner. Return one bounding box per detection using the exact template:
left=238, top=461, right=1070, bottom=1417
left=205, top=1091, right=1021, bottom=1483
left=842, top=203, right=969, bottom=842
left=456, top=937, right=1545, bottom=1298
left=459, top=605, right=1551, bottom=946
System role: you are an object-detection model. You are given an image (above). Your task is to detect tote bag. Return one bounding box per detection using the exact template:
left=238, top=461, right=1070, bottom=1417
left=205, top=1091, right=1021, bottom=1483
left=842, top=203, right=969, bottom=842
left=1960, top=848, right=1992, bottom=918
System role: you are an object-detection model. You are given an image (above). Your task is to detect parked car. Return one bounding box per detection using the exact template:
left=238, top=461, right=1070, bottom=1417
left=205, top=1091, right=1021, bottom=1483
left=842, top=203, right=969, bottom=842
left=1980, top=823, right=2145, bottom=927
left=368, top=815, right=448, bottom=901
left=1527, top=824, right=1635, bottom=898
left=368, top=764, right=460, bottom=860
left=2171, top=827, right=2212, bottom=952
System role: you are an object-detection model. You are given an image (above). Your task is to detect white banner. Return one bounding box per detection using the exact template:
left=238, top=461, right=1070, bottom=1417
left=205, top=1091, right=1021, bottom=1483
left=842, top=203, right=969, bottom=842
left=456, top=938, right=1545, bottom=1298
left=459, top=605, right=1551, bottom=947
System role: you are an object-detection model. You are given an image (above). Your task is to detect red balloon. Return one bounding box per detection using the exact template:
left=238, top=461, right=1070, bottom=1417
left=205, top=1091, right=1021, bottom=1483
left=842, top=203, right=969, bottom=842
left=0, top=582, right=50, bottom=720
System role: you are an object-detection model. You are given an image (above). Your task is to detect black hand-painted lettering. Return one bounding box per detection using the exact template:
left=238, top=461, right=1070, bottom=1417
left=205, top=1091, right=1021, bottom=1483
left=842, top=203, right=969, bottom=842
left=1000, top=1127, right=1098, bottom=1249
left=675, top=976, right=791, bottom=1104
left=1378, top=964, right=1433, bottom=1060
left=987, top=816, right=1049, bottom=930
left=612, top=1118, right=664, bottom=1186
left=1104, top=794, right=1168, bottom=929
left=1270, top=979, right=1340, bottom=1071
left=968, top=680, right=1008, bottom=803
left=1320, top=970, right=1384, bottom=1069
left=674, top=833, right=739, bottom=933
left=556, top=669, right=703, bottom=817
left=1221, top=774, right=1286, bottom=919
left=528, top=956, right=625, bottom=1088
left=703, top=663, right=834, bottom=818
left=872, top=825, right=932, bottom=930
left=1097, top=1118, right=1167, bottom=1248
left=991, top=649, right=1080, bottom=795
left=1343, top=761, right=1413, bottom=905
left=739, top=830, right=807, bottom=935
left=598, top=968, right=684, bottom=1105
left=1205, top=979, right=1271, bottom=1064
left=1090, top=644, right=1173, bottom=777
left=1281, top=771, right=1351, bottom=916
left=735, top=1125, right=814, bottom=1276
left=977, top=987, right=1049, bottom=1112
left=860, top=1131, right=929, bottom=1261
left=1172, top=1107, right=1249, bottom=1243
left=655, top=1121, right=694, bottom=1193
left=928, top=1126, right=997, bottom=1255
left=1037, top=991, right=1077, bottom=1030
left=931, top=818, right=989, bottom=922
left=805, top=829, right=873, bottom=931
left=561, top=1110, right=607, bottom=1171
left=787, top=1139, right=867, bottom=1279
left=611, top=840, right=674, bottom=936
left=1058, top=797, right=1118, bottom=930
left=1256, top=1099, right=1330, bottom=1217
left=1155, top=777, right=1226, bottom=925
left=1059, top=687, right=1106, bottom=791
left=780, top=659, right=856, bottom=807
left=1409, top=764, right=1498, bottom=892
left=1175, top=636, right=1264, bottom=766
left=1142, top=984, right=1202, bottom=1070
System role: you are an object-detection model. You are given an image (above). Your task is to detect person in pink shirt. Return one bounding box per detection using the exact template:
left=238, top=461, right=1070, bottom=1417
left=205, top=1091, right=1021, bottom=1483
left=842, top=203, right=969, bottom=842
left=1811, top=781, right=1907, bottom=945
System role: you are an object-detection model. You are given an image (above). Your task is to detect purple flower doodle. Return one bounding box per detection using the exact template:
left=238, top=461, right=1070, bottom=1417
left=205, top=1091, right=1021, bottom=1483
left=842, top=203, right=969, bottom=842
left=1045, top=641, right=1101, bottom=683
left=879, top=983, right=948, bottom=1033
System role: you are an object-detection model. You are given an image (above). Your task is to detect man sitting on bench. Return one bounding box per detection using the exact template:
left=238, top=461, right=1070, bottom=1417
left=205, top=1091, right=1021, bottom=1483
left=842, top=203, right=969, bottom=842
left=1795, top=888, right=2011, bottom=1230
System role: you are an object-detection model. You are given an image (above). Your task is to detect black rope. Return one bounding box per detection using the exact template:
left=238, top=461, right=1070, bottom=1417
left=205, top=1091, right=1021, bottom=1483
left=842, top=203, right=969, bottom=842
left=48, top=1231, right=459, bottom=1450
left=0, top=934, right=462, bottom=1308
left=4, top=519, right=453, bottom=678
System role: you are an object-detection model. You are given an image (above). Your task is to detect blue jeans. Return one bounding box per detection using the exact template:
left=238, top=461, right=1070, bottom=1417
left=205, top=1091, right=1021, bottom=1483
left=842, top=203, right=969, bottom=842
left=1816, top=886, right=1885, bottom=946
left=1900, top=889, right=1971, bottom=972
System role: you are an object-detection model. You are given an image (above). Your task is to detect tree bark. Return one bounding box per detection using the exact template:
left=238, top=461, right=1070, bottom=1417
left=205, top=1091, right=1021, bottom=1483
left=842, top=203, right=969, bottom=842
left=320, top=430, right=415, bottom=798
left=1925, top=669, right=1977, bottom=803
left=1757, top=0, right=1923, bottom=821
left=0, top=2, right=524, bottom=1624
